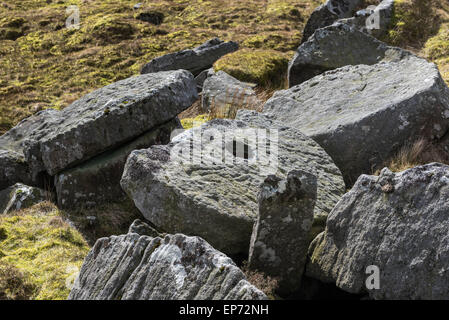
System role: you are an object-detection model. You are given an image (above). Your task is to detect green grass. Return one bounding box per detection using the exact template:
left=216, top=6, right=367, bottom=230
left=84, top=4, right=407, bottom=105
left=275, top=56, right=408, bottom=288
left=0, top=202, right=89, bottom=300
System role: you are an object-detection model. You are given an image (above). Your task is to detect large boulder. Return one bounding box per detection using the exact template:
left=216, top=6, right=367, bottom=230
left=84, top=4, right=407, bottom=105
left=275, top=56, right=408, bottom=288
left=0, top=71, right=197, bottom=189
left=288, top=23, right=410, bottom=87
left=141, top=38, right=239, bottom=76
left=307, top=164, right=449, bottom=300
left=121, top=111, right=345, bottom=255
left=202, top=71, right=260, bottom=113
left=0, top=183, right=51, bottom=214
left=68, top=233, right=267, bottom=300
left=264, top=55, right=449, bottom=184
left=55, top=118, right=181, bottom=209
left=248, top=170, right=317, bottom=296
left=301, top=0, right=362, bottom=43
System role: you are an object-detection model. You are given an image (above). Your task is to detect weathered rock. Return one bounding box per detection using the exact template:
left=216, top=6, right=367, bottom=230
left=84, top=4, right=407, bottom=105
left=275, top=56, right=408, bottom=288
left=0, top=183, right=51, bottom=214
left=0, top=109, right=60, bottom=189
left=307, top=163, right=449, bottom=300
left=288, top=23, right=410, bottom=87
left=128, top=219, right=160, bottom=237
left=55, top=118, right=181, bottom=209
left=301, top=0, right=362, bottom=43
left=121, top=111, right=345, bottom=255
left=141, top=38, right=238, bottom=76
left=264, top=55, right=449, bottom=184
left=194, top=68, right=214, bottom=92
left=0, top=71, right=197, bottom=188
left=68, top=233, right=267, bottom=300
left=248, top=170, right=317, bottom=295
left=202, top=71, right=260, bottom=113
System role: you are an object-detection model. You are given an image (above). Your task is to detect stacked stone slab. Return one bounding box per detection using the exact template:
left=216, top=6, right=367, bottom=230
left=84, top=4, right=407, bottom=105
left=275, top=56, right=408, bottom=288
left=121, top=111, right=345, bottom=255
left=68, top=233, right=267, bottom=300
left=0, top=70, right=198, bottom=208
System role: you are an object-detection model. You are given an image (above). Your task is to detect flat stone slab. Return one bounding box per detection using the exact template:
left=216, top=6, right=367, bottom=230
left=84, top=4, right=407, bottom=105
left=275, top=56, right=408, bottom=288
left=55, top=118, right=181, bottom=209
left=307, top=164, right=449, bottom=299
left=0, top=71, right=197, bottom=190
left=264, top=55, right=449, bottom=184
left=141, top=38, right=238, bottom=76
left=68, top=233, right=267, bottom=300
left=121, top=111, right=345, bottom=255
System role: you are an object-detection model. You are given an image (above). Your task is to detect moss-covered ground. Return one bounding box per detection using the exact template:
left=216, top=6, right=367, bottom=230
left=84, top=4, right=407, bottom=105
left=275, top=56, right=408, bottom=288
left=0, top=201, right=89, bottom=300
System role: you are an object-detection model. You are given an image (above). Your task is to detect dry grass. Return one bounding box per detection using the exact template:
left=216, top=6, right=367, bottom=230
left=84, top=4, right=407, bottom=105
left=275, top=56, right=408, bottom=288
left=0, top=262, right=37, bottom=300
left=376, top=138, right=449, bottom=174
left=242, top=264, right=279, bottom=299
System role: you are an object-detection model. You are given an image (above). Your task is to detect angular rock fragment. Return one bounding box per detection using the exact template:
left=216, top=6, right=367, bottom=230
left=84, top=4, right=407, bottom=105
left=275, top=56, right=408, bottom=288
left=0, top=183, right=51, bottom=214
left=288, top=23, right=410, bottom=87
left=55, top=118, right=181, bottom=209
left=301, top=0, right=362, bottom=43
left=202, top=71, right=261, bottom=113
left=128, top=219, right=160, bottom=237
left=264, top=55, right=449, bottom=184
left=248, top=170, right=317, bottom=295
left=68, top=233, right=267, bottom=300
left=121, top=111, right=345, bottom=255
left=307, top=164, right=449, bottom=300
left=141, top=38, right=238, bottom=76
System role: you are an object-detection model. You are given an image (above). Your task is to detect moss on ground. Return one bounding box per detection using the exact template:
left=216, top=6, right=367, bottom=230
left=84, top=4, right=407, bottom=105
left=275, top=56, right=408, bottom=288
left=0, top=201, right=89, bottom=300
left=214, top=48, right=290, bottom=87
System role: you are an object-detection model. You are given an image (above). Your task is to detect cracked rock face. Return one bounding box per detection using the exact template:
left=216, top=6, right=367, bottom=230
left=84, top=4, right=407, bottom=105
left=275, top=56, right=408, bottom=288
left=0, top=71, right=197, bottom=189
left=264, top=55, right=449, bottom=184
left=249, top=170, right=317, bottom=295
left=288, top=23, right=411, bottom=87
left=141, top=38, right=238, bottom=76
left=121, top=111, right=345, bottom=255
left=307, top=164, right=449, bottom=300
left=68, top=233, right=267, bottom=300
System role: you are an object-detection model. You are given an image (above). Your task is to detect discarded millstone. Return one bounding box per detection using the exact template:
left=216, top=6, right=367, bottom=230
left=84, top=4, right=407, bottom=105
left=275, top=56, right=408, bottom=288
left=0, top=183, right=51, bottom=214
left=68, top=233, right=267, bottom=300
left=301, top=0, right=362, bottom=43
left=288, top=23, right=410, bottom=87
left=0, top=71, right=197, bottom=190
left=264, top=55, right=449, bottom=184
left=248, top=170, right=317, bottom=296
left=141, top=38, right=238, bottom=76
left=307, top=163, right=449, bottom=300
left=202, top=71, right=260, bottom=113
left=55, top=118, right=181, bottom=209
left=128, top=219, right=160, bottom=237
left=121, top=111, right=345, bottom=255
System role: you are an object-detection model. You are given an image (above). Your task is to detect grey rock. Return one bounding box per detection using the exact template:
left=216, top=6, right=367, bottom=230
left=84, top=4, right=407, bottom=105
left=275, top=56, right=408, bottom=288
left=365, top=0, right=395, bottom=38
left=121, top=111, right=345, bottom=255
left=141, top=38, right=238, bottom=76
left=0, top=183, right=51, bottom=214
left=288, top=23, right=410, bottom=87
left=264, top=55, right=449, bottom=184
left=202, top=71, right=261, bottom=113
left=248, top=170, right=317, bottom=295
left=0, top=71, right=197, bottom=187
left=128, top=219, right=160, bottom=237
left=301, top=0, right=362, bottom=43
left=55, top=118, right=181, bottom=209
left=194, top=68, right=215, bottom=92
left=307, top=163, right=449, bottom=300
left=68, top=233, right=267, bottom=300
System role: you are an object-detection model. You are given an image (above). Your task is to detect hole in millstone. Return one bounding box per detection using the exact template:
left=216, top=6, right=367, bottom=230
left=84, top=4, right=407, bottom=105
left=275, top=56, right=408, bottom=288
left=225, top=139, right=254, bottom=161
